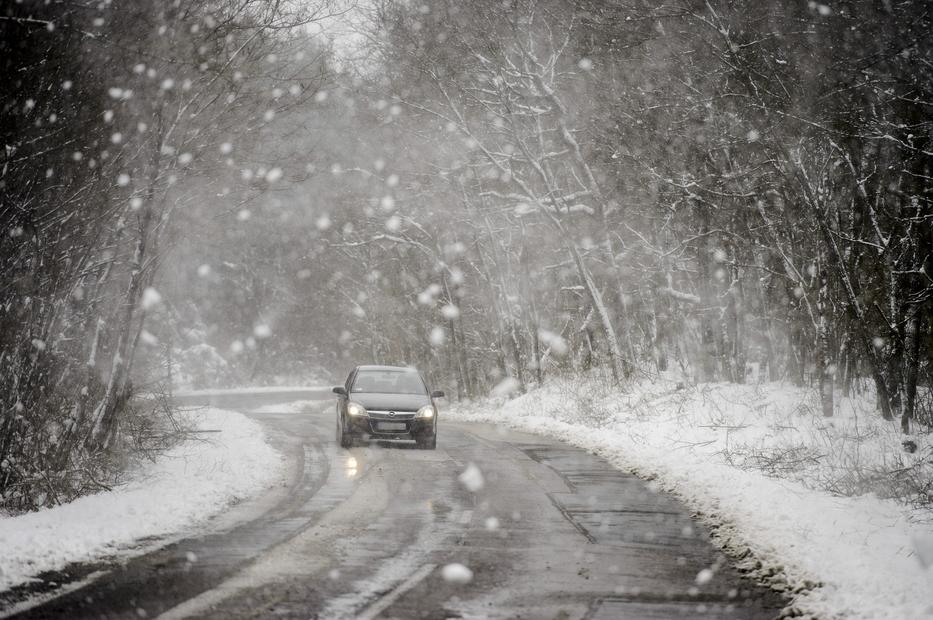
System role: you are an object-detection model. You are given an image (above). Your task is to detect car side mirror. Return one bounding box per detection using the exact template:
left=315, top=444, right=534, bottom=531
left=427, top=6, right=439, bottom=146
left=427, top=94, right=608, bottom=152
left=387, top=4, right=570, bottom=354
left=431, top=390, right=445, bottom=399
left=333, top=386, right=347, bottom=396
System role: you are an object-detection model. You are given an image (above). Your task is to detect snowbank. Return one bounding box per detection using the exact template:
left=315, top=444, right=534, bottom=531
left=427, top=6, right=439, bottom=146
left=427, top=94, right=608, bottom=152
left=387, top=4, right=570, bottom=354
left=447, top=377, right=933, bottom=620
left=0, top=408, right=285, bottom=592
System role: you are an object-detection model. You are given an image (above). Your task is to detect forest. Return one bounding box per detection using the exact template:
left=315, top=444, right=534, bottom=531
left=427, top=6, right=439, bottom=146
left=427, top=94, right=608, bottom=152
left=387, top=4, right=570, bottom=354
left=1, top=0, right=931, bottom=511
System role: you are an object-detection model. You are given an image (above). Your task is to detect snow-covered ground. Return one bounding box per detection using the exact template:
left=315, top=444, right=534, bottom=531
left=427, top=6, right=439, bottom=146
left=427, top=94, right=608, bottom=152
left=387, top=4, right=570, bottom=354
left=0, top=408, right=284, bottom=593
left=446, top=376, right=933, bottom=620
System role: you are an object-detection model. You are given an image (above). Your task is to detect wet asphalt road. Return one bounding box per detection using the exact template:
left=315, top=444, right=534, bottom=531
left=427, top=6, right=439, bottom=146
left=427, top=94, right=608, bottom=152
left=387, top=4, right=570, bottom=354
left=4, top=391, right=785, bottom=619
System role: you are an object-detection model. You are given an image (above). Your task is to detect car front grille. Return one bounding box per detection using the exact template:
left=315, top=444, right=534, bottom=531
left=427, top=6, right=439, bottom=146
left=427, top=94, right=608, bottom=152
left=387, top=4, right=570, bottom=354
left=367, top=410, right=416, bottom=421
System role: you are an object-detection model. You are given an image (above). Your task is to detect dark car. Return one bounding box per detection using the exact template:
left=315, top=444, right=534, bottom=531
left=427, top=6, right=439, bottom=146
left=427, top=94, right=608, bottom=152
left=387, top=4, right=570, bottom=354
left=333, top=365, right=444, bottom=449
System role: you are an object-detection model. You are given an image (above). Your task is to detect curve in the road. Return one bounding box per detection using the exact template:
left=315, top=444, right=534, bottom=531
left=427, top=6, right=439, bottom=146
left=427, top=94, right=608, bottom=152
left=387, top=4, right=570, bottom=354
left=3, top=393, right=787, bottom=619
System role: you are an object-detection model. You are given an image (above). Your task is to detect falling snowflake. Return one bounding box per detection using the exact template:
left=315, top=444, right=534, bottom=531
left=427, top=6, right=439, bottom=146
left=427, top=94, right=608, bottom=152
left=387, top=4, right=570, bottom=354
left=429, top=326, right=446, bottom=346
left=140, top=287, right=162, bottom=310
left=491, top=377, right=521, bottom=397
left=538, top=329, right=568, bottom=357
left=315, top=214, right=332, bottom=230
left=441, top=563, right=473, bottom=585
left=254, top=324, right=272, bottom=339
left=458, top=463, right=484, bottom=492
left=695, top=568, right=714, bottom=585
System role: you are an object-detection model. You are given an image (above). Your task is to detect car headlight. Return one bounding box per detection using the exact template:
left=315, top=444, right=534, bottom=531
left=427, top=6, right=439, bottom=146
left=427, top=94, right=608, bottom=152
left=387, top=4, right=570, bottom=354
left=417, top=405, right=435, bottom=419
left=347, top=402, right=367, bottom=416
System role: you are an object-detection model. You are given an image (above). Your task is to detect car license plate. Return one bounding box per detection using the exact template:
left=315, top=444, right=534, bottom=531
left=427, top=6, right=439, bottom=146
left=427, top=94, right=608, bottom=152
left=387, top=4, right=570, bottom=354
left=377, top=422, right=407, bottom=431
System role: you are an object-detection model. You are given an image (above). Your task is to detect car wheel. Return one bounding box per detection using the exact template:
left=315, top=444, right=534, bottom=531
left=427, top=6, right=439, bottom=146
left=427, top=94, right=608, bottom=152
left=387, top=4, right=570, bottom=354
left=338, top=418, right=353, bottom=449
left=417, top=433, right=437, bottom=450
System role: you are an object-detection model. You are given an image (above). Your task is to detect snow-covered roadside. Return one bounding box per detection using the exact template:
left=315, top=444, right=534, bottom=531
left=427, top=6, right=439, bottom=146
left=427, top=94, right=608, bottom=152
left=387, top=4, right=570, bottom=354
left=447, top=377, right=933, bottom=620
left=175, top=386, right=330, bottom=397
left=249, top=400, right=323, bottom=414
left=0, top=408, right=285, bottom=592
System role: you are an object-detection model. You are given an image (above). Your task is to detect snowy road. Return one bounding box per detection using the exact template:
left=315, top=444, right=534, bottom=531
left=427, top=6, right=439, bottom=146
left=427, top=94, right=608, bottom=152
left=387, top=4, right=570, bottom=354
left=8, top=391, right=785, bottom=619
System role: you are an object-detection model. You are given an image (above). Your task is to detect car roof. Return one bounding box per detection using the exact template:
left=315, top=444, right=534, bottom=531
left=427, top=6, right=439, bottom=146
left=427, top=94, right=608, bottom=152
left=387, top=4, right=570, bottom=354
left=355, top=364, right=419, bottom=373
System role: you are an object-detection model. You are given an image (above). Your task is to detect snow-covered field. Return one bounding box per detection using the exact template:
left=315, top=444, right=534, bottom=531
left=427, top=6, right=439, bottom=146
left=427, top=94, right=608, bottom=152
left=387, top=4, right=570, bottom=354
left=0, top=408, right=284, bottom=593
left=447, top=376, right=933, bottom=620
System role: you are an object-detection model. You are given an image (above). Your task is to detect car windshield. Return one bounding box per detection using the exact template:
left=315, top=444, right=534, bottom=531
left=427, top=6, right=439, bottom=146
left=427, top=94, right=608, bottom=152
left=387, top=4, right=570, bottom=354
left=351, top=370, right=426, bottom=395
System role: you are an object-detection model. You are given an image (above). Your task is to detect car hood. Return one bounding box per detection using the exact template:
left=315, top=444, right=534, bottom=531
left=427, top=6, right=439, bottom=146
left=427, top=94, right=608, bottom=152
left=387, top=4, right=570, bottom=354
left=350, top=392, right=431, bottom=412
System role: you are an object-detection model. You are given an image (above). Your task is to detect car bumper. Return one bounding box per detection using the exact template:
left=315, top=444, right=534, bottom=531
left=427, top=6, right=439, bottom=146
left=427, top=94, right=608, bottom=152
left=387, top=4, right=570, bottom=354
left=346, top=415, right=435, bottom=439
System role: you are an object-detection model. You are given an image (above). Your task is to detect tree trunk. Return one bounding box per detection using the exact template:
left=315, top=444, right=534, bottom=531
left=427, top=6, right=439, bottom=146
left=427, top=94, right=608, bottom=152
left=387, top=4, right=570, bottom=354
left=566, top=242, right=627, bottom=384
left=646, top=285, right=665, bottom=372
left=797, top=167, right=895, bottom=420
left=817, top=260, right=834, bottom=417
left=456, top=318, right=474, bottom=398
left=902, top=305, right=921, bottom=434
left=86, top=114, right=163, bottom=450
left=731, top=263, right=747, bottom=383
